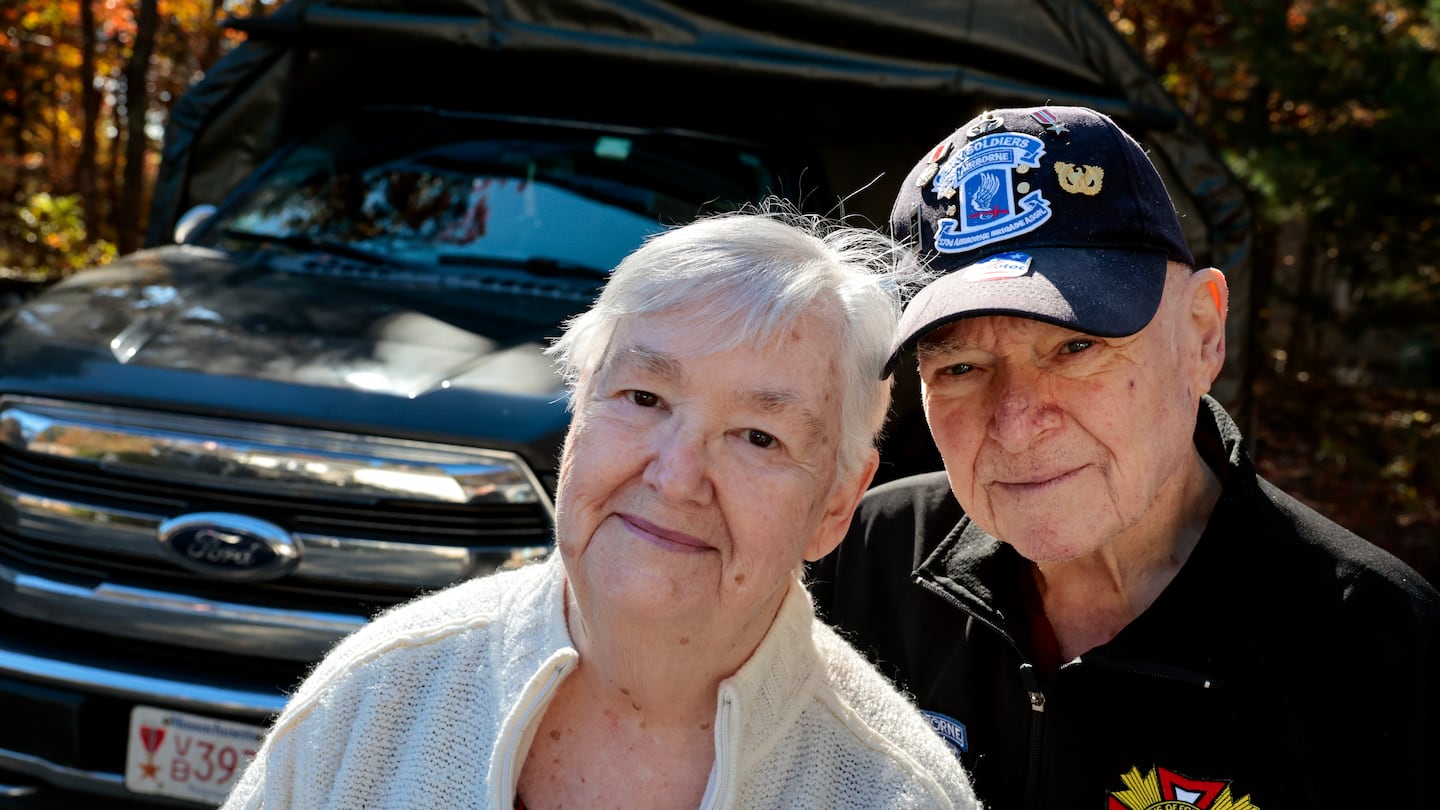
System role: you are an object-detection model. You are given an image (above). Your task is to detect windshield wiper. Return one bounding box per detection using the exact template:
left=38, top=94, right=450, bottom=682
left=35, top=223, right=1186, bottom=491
left=435, top=254, right=610, bottom=281
left=222, top=229, right=395, bottom=267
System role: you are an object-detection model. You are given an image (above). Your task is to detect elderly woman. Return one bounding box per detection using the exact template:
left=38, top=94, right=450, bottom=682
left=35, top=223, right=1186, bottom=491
left=221, top=205, right=979, bottom=809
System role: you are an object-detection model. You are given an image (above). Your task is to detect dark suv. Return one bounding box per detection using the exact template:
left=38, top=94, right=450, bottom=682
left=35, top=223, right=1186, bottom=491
left=0, top=104, right=828, bottom=807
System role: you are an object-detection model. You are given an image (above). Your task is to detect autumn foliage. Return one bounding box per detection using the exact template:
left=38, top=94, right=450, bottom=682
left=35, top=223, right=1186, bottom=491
left=1108, top=0, right=1440, bottom=583
left=0, top=0, right=258, bottom=284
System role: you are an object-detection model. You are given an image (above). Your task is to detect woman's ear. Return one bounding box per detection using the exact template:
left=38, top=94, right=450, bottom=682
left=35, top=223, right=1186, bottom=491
left=1187, top=266, right=1229, bottom=392
left=803, top=449, right=879, bottom=562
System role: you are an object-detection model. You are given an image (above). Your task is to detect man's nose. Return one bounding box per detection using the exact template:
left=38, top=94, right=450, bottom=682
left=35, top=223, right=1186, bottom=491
left=642, top=422, right=715, bottom=505
left=988, top=368, right=1061, bottom=451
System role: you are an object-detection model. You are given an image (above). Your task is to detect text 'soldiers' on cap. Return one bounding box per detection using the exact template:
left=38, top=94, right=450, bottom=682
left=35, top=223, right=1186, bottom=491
left=883, top=105, right=1196, bottom=378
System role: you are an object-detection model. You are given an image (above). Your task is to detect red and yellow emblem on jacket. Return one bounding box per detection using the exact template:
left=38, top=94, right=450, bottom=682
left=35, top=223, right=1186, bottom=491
left=1107, top=765, right=1258, bottom=809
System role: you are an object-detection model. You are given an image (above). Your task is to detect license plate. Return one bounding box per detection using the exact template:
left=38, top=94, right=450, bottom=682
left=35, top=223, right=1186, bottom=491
left=124, top=705, right=266, bottom=805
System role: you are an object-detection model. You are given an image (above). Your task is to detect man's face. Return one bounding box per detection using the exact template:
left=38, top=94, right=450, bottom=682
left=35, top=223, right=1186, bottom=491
left=554, top=306, right=866, bottom=643
left=916, top=279, right=1206, bottom=563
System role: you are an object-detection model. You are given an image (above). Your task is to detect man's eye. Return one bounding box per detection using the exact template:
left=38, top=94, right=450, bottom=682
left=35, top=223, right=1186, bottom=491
left=627, top=390, right=659, bottom=407
left=744, top=429, right=776, bottom=449
left=941, top=363, right=974, bottom=376
left=1059, top=339, right=1094, bottom=355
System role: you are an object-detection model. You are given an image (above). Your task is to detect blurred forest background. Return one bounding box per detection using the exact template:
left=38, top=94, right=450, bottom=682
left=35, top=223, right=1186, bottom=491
left=1, top=0, right=1437, bottom=583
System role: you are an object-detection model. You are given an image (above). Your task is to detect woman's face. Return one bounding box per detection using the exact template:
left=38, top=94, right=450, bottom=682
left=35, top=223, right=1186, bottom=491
left=554, top=307, right=867, bottom=648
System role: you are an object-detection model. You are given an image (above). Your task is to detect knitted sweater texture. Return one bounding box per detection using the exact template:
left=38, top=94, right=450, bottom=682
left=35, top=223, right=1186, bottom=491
left=221, top=557, right=979, bottom=809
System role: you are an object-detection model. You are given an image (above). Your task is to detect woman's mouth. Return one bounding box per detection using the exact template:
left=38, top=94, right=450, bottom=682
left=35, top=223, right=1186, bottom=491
left=619, top=513, right=712, bottom=553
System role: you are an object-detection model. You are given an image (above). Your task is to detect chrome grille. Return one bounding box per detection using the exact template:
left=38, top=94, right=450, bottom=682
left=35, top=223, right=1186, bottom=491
left=0, top=395, right=555, bottom=662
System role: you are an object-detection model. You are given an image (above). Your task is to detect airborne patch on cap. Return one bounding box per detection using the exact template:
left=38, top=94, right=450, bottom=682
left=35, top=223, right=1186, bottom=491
left=931, top=131, right=1052, bottom=254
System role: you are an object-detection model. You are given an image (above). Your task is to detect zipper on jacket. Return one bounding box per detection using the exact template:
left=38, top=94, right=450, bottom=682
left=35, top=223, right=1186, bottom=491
left=1019, top=662, right=1046, bottom=713
left=1018, top=663, right=1046, bottom=810
left=918, top=575, right=1053, bottom=810
left=698, top=693, right=735, bottom=810
left=496, top=659, right=570, bottom=807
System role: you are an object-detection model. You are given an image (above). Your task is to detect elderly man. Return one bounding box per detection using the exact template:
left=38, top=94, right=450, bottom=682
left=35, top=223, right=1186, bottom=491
left=811, top=105, right=1440, bottom=809
left=221, top=203, right=979, bottom=810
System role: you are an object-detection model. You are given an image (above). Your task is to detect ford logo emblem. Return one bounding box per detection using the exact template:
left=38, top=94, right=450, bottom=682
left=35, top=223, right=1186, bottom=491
left=157, top=512, right=300, bottom=581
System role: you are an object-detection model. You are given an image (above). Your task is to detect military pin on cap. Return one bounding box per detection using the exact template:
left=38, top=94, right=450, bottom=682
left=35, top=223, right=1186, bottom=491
left=1030, top=107, right=1069, bottom=135
left=966, top=110, right=1004, bottom=138
left=916, top=139, right=952, bottom=187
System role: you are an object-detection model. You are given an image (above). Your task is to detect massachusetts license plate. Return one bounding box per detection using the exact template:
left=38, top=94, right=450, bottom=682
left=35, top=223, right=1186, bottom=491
left=124, top=705, right=266, bottom=805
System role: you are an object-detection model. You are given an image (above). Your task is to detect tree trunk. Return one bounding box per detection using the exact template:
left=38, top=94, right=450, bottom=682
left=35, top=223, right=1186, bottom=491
left=48, top=93, right=64, bottom=193
left=78, top=0, right=102, bottom=241
left=2, top=16, right=26, bottom=213
left=1281, top=216, right=1319, bottom=378
left=205, top=0, right=226, bottom=66
left=116, top=0, right=159, bottom=255
left=106, top=95, right=124, bottom=240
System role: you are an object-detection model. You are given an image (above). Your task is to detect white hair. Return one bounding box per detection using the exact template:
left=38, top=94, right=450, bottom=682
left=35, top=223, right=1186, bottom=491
left=546, top=199, right=920, bottom=477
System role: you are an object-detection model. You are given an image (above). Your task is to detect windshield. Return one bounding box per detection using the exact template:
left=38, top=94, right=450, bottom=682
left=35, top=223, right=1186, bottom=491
left=200, top=109, right=791, bottom=276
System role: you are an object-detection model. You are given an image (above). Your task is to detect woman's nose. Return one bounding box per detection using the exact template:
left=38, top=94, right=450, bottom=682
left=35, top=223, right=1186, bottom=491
left=642, top=423, right=715, bottom=505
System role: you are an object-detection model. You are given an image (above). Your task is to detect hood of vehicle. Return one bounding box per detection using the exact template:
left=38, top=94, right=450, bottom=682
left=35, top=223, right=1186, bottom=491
left=2, top=245, right=587, bottom=402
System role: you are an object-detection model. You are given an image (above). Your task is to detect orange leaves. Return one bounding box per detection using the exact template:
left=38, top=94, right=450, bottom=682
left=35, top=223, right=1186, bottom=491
left=0, top=0, right=263, bottom=277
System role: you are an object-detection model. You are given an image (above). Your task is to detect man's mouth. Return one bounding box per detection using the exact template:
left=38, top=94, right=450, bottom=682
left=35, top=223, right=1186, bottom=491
left=993, top=466, right=1083, bottom=494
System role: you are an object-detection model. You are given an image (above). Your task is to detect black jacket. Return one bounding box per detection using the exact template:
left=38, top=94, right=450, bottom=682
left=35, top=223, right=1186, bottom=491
left=810, top=397, right=1440, bottom=809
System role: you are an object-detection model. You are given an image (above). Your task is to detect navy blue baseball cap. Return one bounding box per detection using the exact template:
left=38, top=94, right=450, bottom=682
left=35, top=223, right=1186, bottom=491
left=884, top=105, right=1195, bottom=377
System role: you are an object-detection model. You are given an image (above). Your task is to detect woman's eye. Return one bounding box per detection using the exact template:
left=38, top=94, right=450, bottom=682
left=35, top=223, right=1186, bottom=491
left=626, top=390, right=659, bottom=407
left=744, top=429, right=776, bottom=449
left=1059, top=339, right=1094, bottom=355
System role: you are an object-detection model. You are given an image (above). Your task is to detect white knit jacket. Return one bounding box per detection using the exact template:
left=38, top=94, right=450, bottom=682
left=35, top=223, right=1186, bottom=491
left=221, top=556, right=979, bottom=809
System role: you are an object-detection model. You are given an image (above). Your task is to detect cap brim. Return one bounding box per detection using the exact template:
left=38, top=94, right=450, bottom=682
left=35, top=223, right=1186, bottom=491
left=882, top=247, right=1169, bottom=378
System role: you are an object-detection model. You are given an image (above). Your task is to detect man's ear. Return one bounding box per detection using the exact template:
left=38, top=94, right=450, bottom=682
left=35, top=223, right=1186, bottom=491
left=803, top=448, right=879, bottom=562
left=1187, top=266, right=1229, bottom=392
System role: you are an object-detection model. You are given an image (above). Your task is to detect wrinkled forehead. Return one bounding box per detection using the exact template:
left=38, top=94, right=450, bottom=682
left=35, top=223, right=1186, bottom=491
left=598, top=308, right=843, bottom=402
left=604, top=312, right=728, bottom=363
left=915, top=313, right=1067, bottom=352
left=613, top=340, right=828, bottom=425
left=604, top=302, right=841, bottom=366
